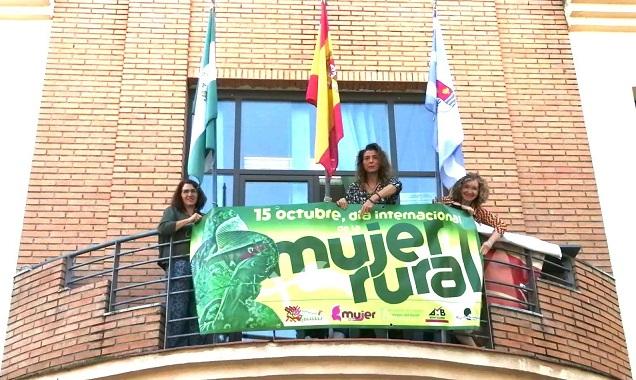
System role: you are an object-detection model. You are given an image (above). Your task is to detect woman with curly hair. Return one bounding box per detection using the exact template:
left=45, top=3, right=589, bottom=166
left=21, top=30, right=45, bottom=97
left=441, top=173, right=508, bottom=346
left=442, top=172, right=507, bottom=255
left=336, top=143, right=402, bottom=214
left=331, top=143, right=402, bottom=339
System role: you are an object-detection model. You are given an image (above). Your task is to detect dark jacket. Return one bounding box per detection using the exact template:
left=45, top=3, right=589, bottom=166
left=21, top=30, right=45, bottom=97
left=157, top=206, right=193, bottom=270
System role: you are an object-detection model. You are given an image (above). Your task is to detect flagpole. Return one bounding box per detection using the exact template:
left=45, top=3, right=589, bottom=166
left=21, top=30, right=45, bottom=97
left=431, top=0, right=443, bottom=199
left=324, top=172, right=332, bottom=202
left=323, top=0, right=332, bottom=202
left=210, top=1, right=217, bottom=209
left=211, top=143, right=217, bottom=209
left=433, top=3, right=446, bottom=347
left=436, top=153, right=444, bottom=199
left=307, top=0, right=344, bottom=203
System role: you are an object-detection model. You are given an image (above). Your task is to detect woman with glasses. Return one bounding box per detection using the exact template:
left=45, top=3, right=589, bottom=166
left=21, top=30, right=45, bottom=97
left=157, top=179, right=206, bottom=347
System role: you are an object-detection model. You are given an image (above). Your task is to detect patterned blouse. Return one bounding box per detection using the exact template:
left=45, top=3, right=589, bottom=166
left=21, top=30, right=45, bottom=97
left=441, top=196, right=507, bottom=234
left=344, top=177, right=402, bottom=205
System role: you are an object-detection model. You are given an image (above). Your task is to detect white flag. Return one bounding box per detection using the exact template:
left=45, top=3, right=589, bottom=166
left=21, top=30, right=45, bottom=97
left=425, top=15, right=466, bottom=190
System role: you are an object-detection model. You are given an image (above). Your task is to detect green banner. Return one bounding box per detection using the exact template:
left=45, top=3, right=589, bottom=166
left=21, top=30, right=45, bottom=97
left=191, top=203, right=483, bottom=334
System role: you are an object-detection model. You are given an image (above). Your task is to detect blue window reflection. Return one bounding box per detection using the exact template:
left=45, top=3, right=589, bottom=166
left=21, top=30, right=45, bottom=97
left=238, top=101, right=394, bottom=172
left=217, top=101, right=235, bottom=170
left=200, top=174, right=233, bottom=212
left=186, top=92, right=443, bottom=217
left=399, top=177, right=437, bottom=205
left=395, top=103, right=435, bottom=172
left=245, top=182, right=308, bottom=207
left=338, top=103, right=390, bottom=171
left=240, top=101, right=317, bottom=170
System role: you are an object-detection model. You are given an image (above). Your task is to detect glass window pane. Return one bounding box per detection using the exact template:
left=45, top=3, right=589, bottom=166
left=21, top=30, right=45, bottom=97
left=244, top=182, right=308, bottom=206
left=200, top=174, right=234, bottom=212
left=217, top=101, right=235, bottom=169
left=240, top=101, right=317, bottom=170
left=338, top=103, right=390, bottom=171
left=399, top=177, right=437, bottom=205
left=216, top=175, right=234, bottom=208
left=395, top=103, right=435, bottom=172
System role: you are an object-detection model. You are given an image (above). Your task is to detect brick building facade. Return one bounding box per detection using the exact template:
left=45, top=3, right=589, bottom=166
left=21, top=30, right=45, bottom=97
left=3, top=0, right=631, bottom=379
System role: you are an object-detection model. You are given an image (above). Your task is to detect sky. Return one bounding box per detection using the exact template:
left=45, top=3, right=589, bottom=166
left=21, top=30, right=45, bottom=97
left=0, top=19, right=51, bottom=361
left=568, top=32, right=636, bottom=370
left=0, top=17, right=634, bottom=373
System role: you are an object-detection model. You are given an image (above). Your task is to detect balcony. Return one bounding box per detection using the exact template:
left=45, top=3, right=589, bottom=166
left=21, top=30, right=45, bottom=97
left=1, top=228, right=631, bottom=379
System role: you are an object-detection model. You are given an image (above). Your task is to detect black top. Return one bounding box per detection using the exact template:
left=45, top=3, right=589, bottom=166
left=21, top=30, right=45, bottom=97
left=344, top=177, right=402, bottom=205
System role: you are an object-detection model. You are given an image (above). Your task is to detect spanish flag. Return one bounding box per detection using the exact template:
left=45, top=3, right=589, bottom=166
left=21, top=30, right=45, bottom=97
left=306, top=0, right=343, bottom=177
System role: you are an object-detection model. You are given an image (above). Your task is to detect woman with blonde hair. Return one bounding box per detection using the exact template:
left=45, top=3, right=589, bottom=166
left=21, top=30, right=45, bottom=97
left=441, top=173, right=508, bottom=346
left=442, top=172, right=507, bottom=255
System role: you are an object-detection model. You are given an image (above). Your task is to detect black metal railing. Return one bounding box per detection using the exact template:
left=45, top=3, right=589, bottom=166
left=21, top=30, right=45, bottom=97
left=25, top=229, right=575, bottom=350
left=482, top=243, right=576, bottom=314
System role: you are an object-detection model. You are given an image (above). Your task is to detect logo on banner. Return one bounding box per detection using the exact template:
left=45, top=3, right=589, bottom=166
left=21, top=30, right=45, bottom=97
left=331, top=305, right=376, bottom=322
left=456, top=307, right=479, bottom=321
left=285, top=306, right=302, bottom=322
left=284, top=305, right=324, bottom=323
left=426, top=307, right=449, bottom=323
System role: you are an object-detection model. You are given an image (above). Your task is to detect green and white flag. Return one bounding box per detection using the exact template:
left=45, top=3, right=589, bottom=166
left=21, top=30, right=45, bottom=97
left=188, top=8, right=217, bottom=183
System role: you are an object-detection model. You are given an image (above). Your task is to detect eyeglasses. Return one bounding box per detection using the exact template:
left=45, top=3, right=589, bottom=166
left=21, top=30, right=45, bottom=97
left=182, top=189, right=198, bottom=194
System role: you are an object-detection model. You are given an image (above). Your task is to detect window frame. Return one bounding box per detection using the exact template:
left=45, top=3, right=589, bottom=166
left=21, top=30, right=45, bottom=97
left=185, top=89, right=439, bottom=206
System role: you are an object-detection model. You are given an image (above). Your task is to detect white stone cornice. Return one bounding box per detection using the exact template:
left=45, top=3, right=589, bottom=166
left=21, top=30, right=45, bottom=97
left=565, top=0, right=636, bottom=31
left=0, top=0, right=53, bottom=20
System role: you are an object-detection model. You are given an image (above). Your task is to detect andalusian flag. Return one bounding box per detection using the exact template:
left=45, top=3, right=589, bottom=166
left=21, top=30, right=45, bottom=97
left=306, top=0, right=343, bottom=177
left=188, top=9, right=217, bottom=183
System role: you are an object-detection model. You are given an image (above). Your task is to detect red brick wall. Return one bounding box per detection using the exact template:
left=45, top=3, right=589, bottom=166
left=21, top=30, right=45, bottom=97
left=1, top=261, right=163, bottom=379
left=494, top=0, right=609, bottom=270
left=106, top=0, right=191, bottom=240
left=20, top=0, right=191, bottom=266
left=491, top=260, right=631, bottom=379
left=21, top=0, right=127, bottom=266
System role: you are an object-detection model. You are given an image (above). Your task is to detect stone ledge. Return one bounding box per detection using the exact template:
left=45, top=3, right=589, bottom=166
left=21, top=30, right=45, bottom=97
left=31, top=340, right=613, bottom=380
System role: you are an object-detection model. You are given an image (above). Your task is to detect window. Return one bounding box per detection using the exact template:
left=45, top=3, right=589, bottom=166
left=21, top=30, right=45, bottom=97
left=395, top=103, right=436, bottom=172
left=240, top=100, right=317, bottom=170
left=216, top=101, right=235, bottom=170
left=540, top=245, right=578, bottom=288
left=185, top=90, right=438, bottom=208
